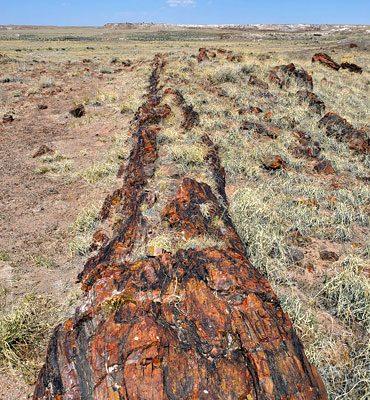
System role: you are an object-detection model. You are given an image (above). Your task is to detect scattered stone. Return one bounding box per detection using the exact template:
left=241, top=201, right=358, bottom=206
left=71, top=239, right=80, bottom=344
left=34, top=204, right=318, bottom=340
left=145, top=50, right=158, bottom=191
left=319, top=112, right=369, bottom=153
left=226, top=54, right=243, bottom=62
left=340, top=62, right=362, bottom=74
left=262, top=154, right=286, bottom=170
left=270, top=63, right=313, bottom=90
left=69, top=104, right=85, bottom=118
left=198, top=48, right=209, bottom=63
left=38, top=104, right=48, bottom=110
left=264, top=111, right=273, bottom=119
left=122, top=59, right=132, bottom=67
left=286, top=247, right=305, bottom=263
left=312, top=53, right=340, bottom=70
left=296, top=90, right=325, bottom=114
left=320, top=250, right=339, bottom=261
left=350, top=43, right=358, bottom=48
left=32, top=145, right=55, bottom=158
left=2, top=114, right=14, bottom=123
left=250, top=106, right=263, bottom=114
left=314, top=160, right=335, bottom=174
left=217, top=48, right=227, bottom=54
left=292, top=140, right=321, bottom=158
left=241, top=121, right=281, bottom=138
left=293, top=130, right=312, bottom=141
left=248, top=75, right=269, bottom=90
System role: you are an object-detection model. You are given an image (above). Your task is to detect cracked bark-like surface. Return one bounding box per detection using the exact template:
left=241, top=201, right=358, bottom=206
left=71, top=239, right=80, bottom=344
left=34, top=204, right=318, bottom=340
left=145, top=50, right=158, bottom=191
left=33, top=54, right=327, bottom=400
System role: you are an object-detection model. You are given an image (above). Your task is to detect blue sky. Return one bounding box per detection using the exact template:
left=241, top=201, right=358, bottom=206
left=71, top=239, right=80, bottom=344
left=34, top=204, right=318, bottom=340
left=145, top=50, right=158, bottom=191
left=1, top=0, right=369, bottom=26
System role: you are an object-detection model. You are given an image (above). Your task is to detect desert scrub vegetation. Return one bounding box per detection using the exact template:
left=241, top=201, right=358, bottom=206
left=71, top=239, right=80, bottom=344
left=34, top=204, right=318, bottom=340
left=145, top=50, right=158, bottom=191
left=34, top=151, right=71, bottom=176
left=76, top=133, right=132, bottom=183
left=68, top=204, right=101, bottom=257
left=0, top=294, right=59, bottom=382
left=39, top=77, right=56, bottom=88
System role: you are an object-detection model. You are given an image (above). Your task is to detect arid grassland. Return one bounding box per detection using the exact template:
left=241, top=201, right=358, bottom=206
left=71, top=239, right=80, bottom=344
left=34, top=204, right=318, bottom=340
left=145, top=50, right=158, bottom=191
left=0, top=25, right=369, bottom=399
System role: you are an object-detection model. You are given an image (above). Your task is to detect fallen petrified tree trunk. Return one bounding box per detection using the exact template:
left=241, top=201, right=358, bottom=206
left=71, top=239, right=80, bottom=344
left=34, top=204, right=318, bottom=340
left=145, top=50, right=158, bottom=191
left=33, top=54, right=327, bottom=400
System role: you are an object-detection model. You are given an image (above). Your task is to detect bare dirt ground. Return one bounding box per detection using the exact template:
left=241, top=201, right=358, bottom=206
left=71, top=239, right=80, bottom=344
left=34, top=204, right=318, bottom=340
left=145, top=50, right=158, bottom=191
left=0, top=24, right=369, bottom=399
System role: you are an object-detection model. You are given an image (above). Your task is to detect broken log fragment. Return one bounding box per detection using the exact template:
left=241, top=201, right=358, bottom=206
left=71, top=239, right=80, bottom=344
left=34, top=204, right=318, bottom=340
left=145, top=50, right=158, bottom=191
left=33, top=54, right=327, bottom=400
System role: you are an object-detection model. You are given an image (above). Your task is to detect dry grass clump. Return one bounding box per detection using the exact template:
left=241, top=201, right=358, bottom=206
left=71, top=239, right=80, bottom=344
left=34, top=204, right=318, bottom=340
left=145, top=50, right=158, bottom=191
left=68, top=204, right=101, bottom=257
left=0, top=294, right=59, bottom=382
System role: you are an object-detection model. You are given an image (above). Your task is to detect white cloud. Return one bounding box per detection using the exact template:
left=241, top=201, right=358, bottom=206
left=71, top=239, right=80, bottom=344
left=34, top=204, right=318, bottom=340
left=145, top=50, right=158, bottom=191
left=167, top=0, right=197, bottom=7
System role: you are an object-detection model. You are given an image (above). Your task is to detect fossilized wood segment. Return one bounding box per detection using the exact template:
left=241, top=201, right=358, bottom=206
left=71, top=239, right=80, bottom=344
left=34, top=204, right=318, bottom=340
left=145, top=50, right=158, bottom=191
left=33, top=54, right=327, bottom=399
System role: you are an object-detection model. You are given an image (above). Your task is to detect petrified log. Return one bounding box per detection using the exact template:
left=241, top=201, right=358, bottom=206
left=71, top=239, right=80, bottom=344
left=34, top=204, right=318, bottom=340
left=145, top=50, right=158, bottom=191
left=33, top=54, right=327, bottom=399
left=319, top=112, right=370, bottom=154
left=312, top=53, right=340, bottom=71
left=296, top=90, right=325, bottom=115
left=340, top=62, right=362, bottom=74
left=270, top=63, right=313, bottom=90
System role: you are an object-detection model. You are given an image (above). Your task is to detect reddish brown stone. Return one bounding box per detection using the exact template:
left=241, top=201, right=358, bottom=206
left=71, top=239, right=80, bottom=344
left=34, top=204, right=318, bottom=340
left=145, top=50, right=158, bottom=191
left=350, top=43, right=358, bottom=48
left=340, top=62, right=362, bottom=73
left=69, top=104, right=85, bottom=118
left=217, top=48, right=227, bottom=54
left=314, top=160, right=335, bottom=174
left=264, top=111, right=273, bottom=119
left=320, top=250, right=339, bottom=261
left=226, top=54, right=243, bottom=62
left=198, top=48, right=209, bottom=63
left=248, top=75, right=269, bottom=90
left=32, top=145, right=55, bottom=158
left=319, top=112, right=370, bottom=153
left=292, top=140, right=321, bottom=158
left=296, top=90, right=325, bottom=114
left=2, top=114, right=14, bottom=123
left=270, top=63, right=313, bottom=90
left=312, top=53, right=340, bottom=71
left=241, top=121, right=281, bottom=138
left=262, top=155, right=287, bottom=170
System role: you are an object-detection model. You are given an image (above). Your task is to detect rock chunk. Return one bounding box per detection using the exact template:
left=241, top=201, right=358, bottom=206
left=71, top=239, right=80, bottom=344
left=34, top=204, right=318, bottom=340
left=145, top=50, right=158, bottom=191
left=314, top=160, right=335, bottom=174
left=262, top=155, right=287, bottom=170
left=312, top=53, right=340, bottom=70
left=69, top=104, right=85, bottom=118
left=32, top=145, right=55, bottom=158
left=270, top=63, right=313, bottom=90
left=296, top=90, right=325, bottom=114
left=319, top=112, right=370, bottom=153
left=320, top=250, right=339, bottom=261
left=340, top=62, right=362, bottom=74
left=248, top=75, right=269, bottom=90
left=198, top=48, right=209, bottom=63
left=2, top=114, right=14, bottom=123
left=241, top=122, right=281, bottom=138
